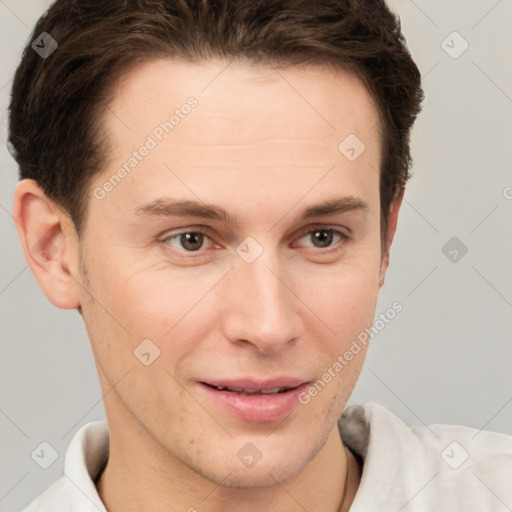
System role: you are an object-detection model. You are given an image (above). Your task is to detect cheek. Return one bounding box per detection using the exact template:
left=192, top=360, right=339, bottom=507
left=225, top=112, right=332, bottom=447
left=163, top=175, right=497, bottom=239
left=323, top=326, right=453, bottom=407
left=79, top=258, right=201, bottom=413
left=118, top=266, right=230, bottom=341
left=80, top=253, right=232, bottom=387
left=290, top=252, right=380, bottom=403
left=82, top=242, right=220, bottom=331
left=295, top=256, right=380, bottom=335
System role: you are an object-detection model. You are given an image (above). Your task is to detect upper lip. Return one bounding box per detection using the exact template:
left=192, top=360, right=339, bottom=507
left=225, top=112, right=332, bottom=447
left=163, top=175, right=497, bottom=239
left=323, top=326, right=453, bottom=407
left=201, top=377, right=309, bottom=392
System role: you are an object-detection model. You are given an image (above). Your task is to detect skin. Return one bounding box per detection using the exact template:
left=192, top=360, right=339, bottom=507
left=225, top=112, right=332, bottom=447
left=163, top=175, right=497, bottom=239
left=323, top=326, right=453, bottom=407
left=14, top=58, right=402, bottom=512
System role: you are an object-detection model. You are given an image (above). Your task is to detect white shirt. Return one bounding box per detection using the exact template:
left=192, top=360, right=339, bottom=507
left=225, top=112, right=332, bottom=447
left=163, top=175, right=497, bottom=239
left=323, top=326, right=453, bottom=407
left=20, top=402, right=512, bottom=511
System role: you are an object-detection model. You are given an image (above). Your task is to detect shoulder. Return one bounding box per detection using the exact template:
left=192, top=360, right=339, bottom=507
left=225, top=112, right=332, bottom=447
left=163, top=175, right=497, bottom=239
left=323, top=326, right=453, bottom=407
left=339, top=402, right=512, bottom=511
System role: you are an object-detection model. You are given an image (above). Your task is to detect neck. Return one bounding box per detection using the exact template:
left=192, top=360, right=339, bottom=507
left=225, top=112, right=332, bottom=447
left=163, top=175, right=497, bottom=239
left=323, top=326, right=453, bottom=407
left=95, top=414, right=360, bottom=512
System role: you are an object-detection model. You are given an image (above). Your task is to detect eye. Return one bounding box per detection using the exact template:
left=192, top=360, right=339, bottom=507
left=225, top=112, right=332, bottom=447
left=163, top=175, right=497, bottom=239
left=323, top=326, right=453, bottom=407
left=295, top=227, right=347, bottom=249
left=163, top=229, right=212, bottom=252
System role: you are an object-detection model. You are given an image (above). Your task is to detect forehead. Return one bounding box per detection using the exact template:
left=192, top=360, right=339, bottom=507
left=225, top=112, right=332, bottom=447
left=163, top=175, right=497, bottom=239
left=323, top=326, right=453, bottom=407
left=105, top=57, right=380, bottom=154
left=94, top=58, right=381, bottom=216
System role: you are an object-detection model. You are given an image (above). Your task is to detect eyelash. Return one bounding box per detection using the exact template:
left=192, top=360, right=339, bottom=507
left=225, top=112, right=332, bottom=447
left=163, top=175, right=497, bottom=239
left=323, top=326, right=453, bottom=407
left=160, top=226, right=349, bottom=255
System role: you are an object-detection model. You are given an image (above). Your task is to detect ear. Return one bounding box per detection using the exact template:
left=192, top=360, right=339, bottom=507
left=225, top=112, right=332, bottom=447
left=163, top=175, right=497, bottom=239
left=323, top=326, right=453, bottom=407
left=13, top=179, right=81, bottom=309
left=379, top=187, right=404, bottom=285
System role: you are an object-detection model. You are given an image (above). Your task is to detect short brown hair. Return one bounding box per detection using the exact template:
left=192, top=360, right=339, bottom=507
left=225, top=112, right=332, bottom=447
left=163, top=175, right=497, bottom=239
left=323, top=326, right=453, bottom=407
left=8, top=0, right=423, bottom=241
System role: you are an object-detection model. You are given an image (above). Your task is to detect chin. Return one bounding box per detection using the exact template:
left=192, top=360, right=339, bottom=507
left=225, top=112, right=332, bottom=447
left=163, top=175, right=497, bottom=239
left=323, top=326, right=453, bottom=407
left=210, top=457, right=308, bottom=489
left=222, top=472, right=290, bottom=489
left=187, top=429, right=330, bottom=490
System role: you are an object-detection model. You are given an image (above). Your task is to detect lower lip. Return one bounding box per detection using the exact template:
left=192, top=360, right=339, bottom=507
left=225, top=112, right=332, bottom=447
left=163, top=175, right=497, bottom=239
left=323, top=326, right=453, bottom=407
left=198, top=382, right=310, bottom=423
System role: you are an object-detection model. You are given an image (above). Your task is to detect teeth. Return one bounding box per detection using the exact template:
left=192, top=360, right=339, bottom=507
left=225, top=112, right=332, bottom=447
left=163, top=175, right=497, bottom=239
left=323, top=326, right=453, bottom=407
left=212, top=385, right=287, bottom=394
left=260, top=387, right=283, bottom=394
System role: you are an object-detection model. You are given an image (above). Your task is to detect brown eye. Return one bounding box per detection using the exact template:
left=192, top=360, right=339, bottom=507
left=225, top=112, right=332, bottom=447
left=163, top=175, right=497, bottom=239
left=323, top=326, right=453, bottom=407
left=310, top=229, right=335, bottom=247
left=180, top=232, right=204, bottom=251
left=298, top=228, right=346, bottom=249
left=164, top=231, right=210, bottom=252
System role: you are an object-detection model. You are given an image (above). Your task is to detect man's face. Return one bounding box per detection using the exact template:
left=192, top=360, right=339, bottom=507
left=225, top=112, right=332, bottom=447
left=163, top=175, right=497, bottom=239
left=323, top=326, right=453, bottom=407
left=78, top=59, right=383, bottom=486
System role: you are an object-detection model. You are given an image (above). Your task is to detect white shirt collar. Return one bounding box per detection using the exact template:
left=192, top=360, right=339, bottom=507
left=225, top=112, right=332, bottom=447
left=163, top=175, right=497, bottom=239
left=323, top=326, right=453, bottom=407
left=63, top=419, right=109, bottom=512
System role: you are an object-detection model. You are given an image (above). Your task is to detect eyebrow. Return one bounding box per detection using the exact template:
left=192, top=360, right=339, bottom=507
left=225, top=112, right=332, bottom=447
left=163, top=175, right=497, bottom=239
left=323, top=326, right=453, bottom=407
left=134, top=199, right=237, bottom=225
left=296, top=197, right=369, bottom=222
left=134, top=196, right=369, bottom=226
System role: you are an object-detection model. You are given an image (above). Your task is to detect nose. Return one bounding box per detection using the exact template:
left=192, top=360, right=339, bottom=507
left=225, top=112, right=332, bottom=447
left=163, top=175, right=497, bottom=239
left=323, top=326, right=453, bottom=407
left=221, top=250, right=303, bottom=353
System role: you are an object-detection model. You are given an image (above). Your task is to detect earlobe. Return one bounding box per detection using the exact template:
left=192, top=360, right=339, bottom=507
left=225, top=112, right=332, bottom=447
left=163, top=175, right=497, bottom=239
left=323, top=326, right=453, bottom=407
left=379, top=187, right=405, bottom=285
left=13, top=179, right=81, bottom=309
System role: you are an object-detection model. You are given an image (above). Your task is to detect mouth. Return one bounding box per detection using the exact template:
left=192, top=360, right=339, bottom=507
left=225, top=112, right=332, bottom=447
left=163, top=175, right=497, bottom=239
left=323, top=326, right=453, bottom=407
left=198, top=378, right=311, bottom=422
left=202, top=383, right=297, bottom=395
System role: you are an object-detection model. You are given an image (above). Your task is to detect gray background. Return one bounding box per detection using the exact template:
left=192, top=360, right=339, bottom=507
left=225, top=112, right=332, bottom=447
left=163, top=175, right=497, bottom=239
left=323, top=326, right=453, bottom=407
left=1, top=1, right=511, bottom=510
